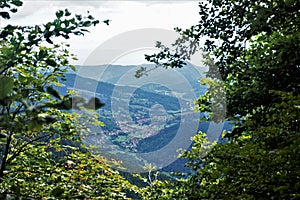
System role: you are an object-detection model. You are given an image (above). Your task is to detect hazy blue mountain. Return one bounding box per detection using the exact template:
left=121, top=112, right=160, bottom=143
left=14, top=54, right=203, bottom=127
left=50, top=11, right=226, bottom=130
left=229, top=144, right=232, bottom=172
left=56, top=64, right=231, bottom=172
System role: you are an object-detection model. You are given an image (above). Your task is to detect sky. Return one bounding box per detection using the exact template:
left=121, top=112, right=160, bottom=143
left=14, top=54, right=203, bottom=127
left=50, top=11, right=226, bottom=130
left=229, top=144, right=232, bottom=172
left=2, top=0, right=201, bottom=65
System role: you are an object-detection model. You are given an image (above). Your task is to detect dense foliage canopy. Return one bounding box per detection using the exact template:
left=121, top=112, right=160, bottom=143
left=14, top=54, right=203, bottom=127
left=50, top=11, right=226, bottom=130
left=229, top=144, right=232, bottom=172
left=140, top=0, right=300, bottom=199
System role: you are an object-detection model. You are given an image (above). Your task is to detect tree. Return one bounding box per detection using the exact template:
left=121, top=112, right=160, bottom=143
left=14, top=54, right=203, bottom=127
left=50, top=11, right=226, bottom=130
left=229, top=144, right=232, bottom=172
left=0, top=1, right=134, bottom=199
left=139, top=0, right=300, bottom=199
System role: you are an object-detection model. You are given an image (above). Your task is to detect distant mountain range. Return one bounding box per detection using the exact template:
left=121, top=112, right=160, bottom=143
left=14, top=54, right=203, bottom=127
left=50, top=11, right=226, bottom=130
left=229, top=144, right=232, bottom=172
left=57, top=64, right=232, bottom=173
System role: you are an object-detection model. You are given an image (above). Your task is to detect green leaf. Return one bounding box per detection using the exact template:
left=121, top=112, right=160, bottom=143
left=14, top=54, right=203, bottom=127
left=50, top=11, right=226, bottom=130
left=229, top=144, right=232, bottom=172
left=0, top=76, right=14, bottom=99
left=10, top=8, right=18, bottom=13
left=56, top=10, right=64, bottom=19
left=103, top=19, right=110, bottom=25
left=0, top=11, right=10, bottom=19
left=46, top=86, right=61, bottom=99
left=12, top=0, right=23, bottom=7
left=64, top=9, right=71, bottom=17
left=82, top=21, right=92, bottom=27
left=46, top=59, right=57, bottom=66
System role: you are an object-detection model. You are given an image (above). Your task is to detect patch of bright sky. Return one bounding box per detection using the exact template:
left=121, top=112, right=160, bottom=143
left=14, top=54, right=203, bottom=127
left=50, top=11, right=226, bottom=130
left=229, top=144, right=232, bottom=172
left=2, top=1, right=200, bottom=65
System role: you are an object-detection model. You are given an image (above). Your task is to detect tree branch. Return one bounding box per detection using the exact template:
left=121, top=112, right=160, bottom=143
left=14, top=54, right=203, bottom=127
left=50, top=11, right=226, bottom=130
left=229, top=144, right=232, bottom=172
left=0, top=129, right=12, bottom=181
left=6, top=132, right=53, bottom=166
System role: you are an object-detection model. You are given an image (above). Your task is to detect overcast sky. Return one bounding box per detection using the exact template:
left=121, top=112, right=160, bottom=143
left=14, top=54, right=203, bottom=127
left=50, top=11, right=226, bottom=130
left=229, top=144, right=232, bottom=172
left=2, top=1, right=200, bottom=65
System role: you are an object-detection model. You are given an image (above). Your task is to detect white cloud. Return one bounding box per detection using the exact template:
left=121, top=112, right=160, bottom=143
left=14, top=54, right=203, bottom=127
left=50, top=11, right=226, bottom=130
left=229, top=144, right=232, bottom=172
left=2, top=1, right=200, bottom=65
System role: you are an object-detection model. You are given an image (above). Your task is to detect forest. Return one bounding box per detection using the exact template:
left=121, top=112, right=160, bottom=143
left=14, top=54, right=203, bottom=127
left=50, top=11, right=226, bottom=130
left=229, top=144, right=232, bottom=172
left=0, top=0, right=299, bottom=199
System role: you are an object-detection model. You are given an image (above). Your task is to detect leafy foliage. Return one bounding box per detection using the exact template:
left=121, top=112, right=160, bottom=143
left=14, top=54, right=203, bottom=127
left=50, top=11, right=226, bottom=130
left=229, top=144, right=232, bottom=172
left=0, top=0, right=22, bottom=19
left=139, top=0, right=300, bottom=199
left=0, top=1, right=134, bottom=199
